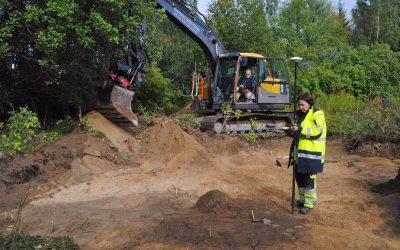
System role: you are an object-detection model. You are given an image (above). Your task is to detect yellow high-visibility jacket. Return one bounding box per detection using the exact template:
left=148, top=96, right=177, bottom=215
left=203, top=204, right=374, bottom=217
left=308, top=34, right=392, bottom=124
left=296, top=106, right=327, bottom=173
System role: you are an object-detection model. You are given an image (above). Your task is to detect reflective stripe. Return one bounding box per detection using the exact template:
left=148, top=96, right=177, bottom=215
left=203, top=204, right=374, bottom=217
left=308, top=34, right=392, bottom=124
left=306, top=128, right=311, bottom=138
left=304, top=198, right=316, bottom=204
left=316, top=137, right=326, bottom=142
left=316, top=124, right=323, bottom=134
left=305, top=188, right=316, bottom=194
left=298, top=153, right=323, bottom=160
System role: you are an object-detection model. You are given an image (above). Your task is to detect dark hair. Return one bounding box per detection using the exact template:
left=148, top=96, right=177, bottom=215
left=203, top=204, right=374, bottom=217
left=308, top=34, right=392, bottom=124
left=297, top=92, right=314, bottom=106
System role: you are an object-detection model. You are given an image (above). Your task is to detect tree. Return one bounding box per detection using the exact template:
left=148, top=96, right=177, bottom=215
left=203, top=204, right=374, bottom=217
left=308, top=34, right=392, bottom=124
left=300, top=44, right=400, bottom=99
left=144, top=5, right=205, bottom=110
left=0, top=0, right=155, bottom=120
left=352, top=0, right=400, bottom=51
left=277, top=0, right=348, bottom=60
left=208, top=0, right=282, bottom=57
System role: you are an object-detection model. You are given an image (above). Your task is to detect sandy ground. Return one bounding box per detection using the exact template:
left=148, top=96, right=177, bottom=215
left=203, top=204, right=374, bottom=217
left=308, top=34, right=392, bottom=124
left=1, top=111, right=400, bottom=249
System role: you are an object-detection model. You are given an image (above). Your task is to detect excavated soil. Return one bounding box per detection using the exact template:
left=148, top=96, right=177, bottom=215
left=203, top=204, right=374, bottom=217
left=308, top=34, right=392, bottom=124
left=1, top=111, right=400, bottom=249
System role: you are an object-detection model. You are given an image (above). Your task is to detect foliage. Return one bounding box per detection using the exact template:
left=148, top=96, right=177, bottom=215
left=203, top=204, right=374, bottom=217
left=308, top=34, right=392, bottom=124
left=0, top=232, right=80, bottom=250
left=81, top=117, right=105, bottom=139
left=208, top=0, right=282, bottom=56
left=145, top=11, right=205, bottom=99
left=317, top=94, right=400, bottom=143
left=277, top=0, right=349, bottom=61
left=0, top=0, right=399, bottom=146
left=40, top=115, right=75, bottom=142
left=352, top=0, right=400, bottom=51
left=300, top=44, right=400, bottom=99
left=0, top=108, right=78, bottom=157
left=54, top=115, right=75, bottom=134
left=175, top=113, right=200, bottom=131
left=40, top=131, right=61, bottom=142
left=0, top=107, right=41, bottom=157
left=233, top=110, right=243, bottom=121
left=133, top=66, right=183, bottom=114
left=250, top=119, right=258, bottom=133
left=0, top=0, right=156, bottom=116
left=241, top=133, right=257, bottom=144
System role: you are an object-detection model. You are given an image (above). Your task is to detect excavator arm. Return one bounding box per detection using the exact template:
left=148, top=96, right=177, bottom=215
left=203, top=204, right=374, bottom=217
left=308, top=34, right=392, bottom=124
left=97, top=0, right=224, bottom=129
left=155, top=0, right=224, bottom=71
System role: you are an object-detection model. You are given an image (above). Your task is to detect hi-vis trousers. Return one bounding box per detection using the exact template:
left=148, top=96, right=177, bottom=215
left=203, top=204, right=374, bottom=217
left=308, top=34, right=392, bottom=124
left=295, top=173, right=317, bottom=208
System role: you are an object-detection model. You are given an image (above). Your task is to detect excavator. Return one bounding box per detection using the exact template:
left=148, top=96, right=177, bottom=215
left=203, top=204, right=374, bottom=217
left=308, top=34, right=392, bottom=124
left=96, top=0, right=293, bottom=134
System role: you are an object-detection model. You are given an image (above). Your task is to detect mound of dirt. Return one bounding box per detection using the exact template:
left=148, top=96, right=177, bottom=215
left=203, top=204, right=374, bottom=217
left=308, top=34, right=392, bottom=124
left=86, top=111, right=139, bottom=154
left=0, top=129, right=85, bottom=186
left=140, top=194, right=307, bottom=249
left=0, top=122, right=140, bottom=213
left=0, top=128, right=87, bottom=212
left=193, top=190, right=232, bottom=214
left=372, top=167, right=400, bottom=195
left=354, top=142, right=400, bottom=159
left=140, top=118, right=211, bottom=170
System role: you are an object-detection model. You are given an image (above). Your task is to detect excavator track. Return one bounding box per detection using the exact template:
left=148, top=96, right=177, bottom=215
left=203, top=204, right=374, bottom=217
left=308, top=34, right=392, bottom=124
left=198, top=113, right=291, bottom=135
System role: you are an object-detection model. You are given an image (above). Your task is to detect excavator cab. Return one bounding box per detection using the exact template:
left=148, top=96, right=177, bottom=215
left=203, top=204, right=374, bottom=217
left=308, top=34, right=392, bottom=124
left=213, top=53, right=290, bottom=110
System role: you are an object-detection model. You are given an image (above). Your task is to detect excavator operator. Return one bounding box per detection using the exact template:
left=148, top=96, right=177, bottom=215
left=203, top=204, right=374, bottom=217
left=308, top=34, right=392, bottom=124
left=237, top=68, right=256, bottom=102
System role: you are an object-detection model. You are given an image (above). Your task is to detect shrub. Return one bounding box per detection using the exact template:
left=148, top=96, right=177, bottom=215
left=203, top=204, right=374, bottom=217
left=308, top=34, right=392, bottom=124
left=300, top=44, right=400, bottom=100
left=241, top=133, right=257, bottom=144
left=0, top=107, right=41, bottom=157
left=133, top=66, right=184, bottom=115
left=54, top=116, right=75, bottom=134
left=81, top=117, right=96, bottom=135
left=175, top=114, right=200, bottom=131
left=40, top=116, right=76, bottom=142
left=317, top=94, right=400, bottom=143
left=81, top=116, right=105, bottom=139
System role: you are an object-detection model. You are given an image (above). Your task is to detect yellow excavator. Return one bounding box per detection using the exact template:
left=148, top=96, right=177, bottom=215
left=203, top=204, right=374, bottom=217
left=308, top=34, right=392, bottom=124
left=96, top=0, right=293, bottom=133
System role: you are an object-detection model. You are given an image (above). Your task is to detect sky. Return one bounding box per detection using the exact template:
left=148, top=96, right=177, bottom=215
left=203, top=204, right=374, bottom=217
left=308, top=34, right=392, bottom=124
left=197, top=0, right=357, bottom=19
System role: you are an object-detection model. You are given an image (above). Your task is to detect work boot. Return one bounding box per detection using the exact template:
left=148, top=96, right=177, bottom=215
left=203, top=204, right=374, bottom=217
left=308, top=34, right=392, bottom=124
left=293, top=200, right=304, bottom=209
left=300, top=206, right=313, bottom=214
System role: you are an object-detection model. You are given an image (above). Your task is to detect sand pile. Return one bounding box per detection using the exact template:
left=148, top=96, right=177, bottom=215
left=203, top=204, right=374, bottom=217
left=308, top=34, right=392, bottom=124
left=193, top=190, right=233, bottom=214
left=372, top=167, right=400, bottom=195
left=140, top=118, right=212, bottom=169
left=86, top=111, right=139, bottom=154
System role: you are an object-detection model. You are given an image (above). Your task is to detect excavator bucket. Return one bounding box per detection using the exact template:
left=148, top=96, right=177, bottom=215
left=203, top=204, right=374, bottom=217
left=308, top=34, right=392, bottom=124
left=110, top=85, right=139, bottom=126
left=95, top=85, right=139, bottom=130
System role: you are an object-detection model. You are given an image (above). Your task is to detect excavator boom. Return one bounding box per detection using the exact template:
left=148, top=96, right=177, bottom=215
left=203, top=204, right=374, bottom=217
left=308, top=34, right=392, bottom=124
left=96, top=0, right=224, bottom=130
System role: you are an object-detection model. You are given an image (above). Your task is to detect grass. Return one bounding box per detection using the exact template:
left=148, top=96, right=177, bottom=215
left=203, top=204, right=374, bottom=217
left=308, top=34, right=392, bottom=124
left=0, top=186, right=80, bottom=250
left=0, top=233, right=80, bottom=250
left=175, top=113, right=200, bottom=131
left=317, top=94, right=400, bottom=143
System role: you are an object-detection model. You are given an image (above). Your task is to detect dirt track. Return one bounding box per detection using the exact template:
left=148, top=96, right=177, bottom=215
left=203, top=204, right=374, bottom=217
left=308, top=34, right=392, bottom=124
left=1, top=111, right=400, bottom=249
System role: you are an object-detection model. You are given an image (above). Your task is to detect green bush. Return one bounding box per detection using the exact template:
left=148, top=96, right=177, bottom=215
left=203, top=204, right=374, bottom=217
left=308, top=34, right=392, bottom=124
left=241, top=133, right=258, bottom=144
left=133, top=66, right=184, bottom=115
left=0, top=109, right=77, bottom=157
left=81, top=117, right=105, bottom=139
left=40, top=131, right=61, bottom=142
left=301, top=44, right=400, bottom=100
left=81, top=117, right=96, bottom=135
left=317, top=94, right=400, bottom=142
left=175, top=114, right=200, bottom=131
left=54, top=116, right=75, bottom=134
left=0, top=107, right=41, bottom=157
left=40, top=116, right=75, bottom=142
